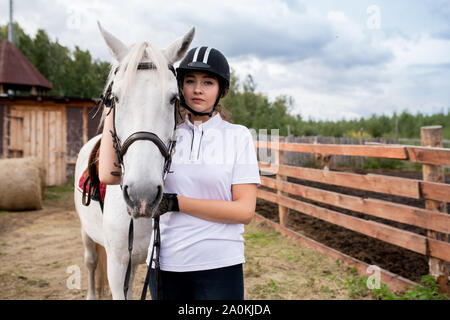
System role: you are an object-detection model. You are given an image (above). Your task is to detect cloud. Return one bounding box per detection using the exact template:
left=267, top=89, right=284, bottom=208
left=427, top=0, right=450, bottom=39
left=3, top=1, right=392, bottom=69
left=1, top=0, right=449, bottom=121
left=160, top=0, right=333, bottom=63
left=171, top=3, right=393, bottom=71
left=319, top=11, right=393, bottom=69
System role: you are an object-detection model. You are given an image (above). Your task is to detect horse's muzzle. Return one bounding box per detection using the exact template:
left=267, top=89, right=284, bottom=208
left=123, top=184, right=162, bottom=218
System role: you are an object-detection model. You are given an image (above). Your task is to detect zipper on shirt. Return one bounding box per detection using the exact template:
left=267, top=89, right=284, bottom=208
left=190, top=128, right=194, bottom=155
left=197, top=131, right=204, bottom=160
left=190, top=128, right=204, bottom=161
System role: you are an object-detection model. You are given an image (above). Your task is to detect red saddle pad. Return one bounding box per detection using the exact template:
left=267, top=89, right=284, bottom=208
left=78, top=173, right=106, bottom=203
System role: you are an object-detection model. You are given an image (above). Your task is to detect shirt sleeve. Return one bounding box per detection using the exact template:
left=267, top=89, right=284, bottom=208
left=231, top=127, right=261, bottom=186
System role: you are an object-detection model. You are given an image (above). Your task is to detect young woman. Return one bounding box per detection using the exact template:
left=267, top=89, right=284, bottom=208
left=101, top=46, right=261, bottom=300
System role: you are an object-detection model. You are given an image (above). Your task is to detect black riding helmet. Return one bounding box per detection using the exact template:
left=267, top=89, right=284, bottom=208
left=177, top=47, right=230, bottom=117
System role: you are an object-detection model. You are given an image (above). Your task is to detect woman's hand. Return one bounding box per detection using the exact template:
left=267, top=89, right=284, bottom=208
left=154, top=193, right=180, bottom=217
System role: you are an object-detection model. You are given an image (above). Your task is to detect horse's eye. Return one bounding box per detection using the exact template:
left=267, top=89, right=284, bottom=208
left=170, top=94, right=179, bottom=105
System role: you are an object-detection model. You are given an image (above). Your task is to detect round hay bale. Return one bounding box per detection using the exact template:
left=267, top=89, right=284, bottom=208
left=0, top=157, right=43, bottom=211
left=20, top=157, right=46, bottom=200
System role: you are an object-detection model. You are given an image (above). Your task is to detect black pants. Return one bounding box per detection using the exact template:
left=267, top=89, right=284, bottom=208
left=149, top=264, right=244, bottom=300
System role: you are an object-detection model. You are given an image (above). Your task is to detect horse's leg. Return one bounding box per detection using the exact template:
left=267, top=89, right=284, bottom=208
left=105, top=251, right=129, bottom=299
left=126, top=261, right=140, bottom=300
left=81, top=228, right=98, bottom=300
left=106, top=250, right=142, bottom=300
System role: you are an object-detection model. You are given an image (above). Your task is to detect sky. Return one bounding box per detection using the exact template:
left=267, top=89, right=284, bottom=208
left=1, top=0, right=450, bottom=121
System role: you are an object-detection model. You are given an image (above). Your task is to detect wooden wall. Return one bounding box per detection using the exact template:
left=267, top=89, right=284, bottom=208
left=65, top=105, right=101, bottom=181
left=0, top=97, right=99, bottom=186
left=0, top=104, right=8, bottom=157
left=8, top=105, right=66, bottom=185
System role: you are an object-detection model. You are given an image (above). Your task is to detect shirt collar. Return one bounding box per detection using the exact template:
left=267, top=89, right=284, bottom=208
left=184, top=112, right=222, bottom=131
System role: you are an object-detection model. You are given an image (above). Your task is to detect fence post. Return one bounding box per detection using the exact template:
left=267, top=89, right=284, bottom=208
left=359, top=128, right=365, bottom=169
left=421, top=125, right=449, bottom=292
left=276, top=136, right=289, bottom=227
left=394, top=117, right=399, bottom=144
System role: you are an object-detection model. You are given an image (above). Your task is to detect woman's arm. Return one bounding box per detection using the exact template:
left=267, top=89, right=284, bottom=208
left=177, top=183, right=257, bottom=225
left=98, top=109, right=122, bottom=185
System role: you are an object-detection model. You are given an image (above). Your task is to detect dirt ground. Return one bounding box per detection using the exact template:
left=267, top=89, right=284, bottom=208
left=0, top=186, right=365, bottom=300
left=0, top=190, right=144, bottom=300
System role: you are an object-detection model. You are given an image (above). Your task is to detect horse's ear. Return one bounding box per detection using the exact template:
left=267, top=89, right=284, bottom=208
left=164, top=27, right=195, bottom=64
left=97, top=21, right=128, bottom=62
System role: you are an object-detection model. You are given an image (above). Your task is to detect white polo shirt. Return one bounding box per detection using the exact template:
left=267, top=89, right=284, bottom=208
left=146, top=113, right=261, bottom=271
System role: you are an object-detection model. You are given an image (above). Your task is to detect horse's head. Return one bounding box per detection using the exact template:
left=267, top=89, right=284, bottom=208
left=98, top=22, right=194, bottom=218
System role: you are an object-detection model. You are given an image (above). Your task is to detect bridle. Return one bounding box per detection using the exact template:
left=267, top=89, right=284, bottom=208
left=103, top=62, right=179, bottom=187
left=99, top=60, right=180, bottom=300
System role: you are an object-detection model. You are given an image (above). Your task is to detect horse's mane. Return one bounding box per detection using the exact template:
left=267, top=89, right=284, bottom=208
left=97, top=42, right=169, bottom=131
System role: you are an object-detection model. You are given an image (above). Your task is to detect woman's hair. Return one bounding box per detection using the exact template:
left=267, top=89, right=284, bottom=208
left=215, top=104, right=232, bottom=122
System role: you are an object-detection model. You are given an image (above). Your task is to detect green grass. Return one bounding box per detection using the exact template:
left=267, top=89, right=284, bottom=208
left=362, top=158, right=423, bottom=171
left=345, top=274, right=449, bottom=300
left=244, top=229, right=282, bottom=247
left=44, top=183, right=74, bottom=200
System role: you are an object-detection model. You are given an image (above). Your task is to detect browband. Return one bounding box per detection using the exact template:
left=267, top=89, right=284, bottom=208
left=137, top=62, right=176, bottom=77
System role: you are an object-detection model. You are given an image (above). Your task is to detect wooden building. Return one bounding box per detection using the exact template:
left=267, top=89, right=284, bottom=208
left=0, top=40, right=101, bottom=186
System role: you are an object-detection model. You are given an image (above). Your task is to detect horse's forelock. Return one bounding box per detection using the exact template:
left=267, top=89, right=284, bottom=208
left=116, top=42, right=148, bottom=99
left=98, top=42, right=169, bottom=130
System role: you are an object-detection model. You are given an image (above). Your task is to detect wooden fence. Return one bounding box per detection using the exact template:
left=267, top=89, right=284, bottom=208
left=254, top=125, right=450, bottom=292
left=281, top=135, right=450, bottom=169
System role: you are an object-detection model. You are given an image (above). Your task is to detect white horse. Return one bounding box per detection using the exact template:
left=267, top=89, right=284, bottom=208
left=74, top=22, right=194, bottom=300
